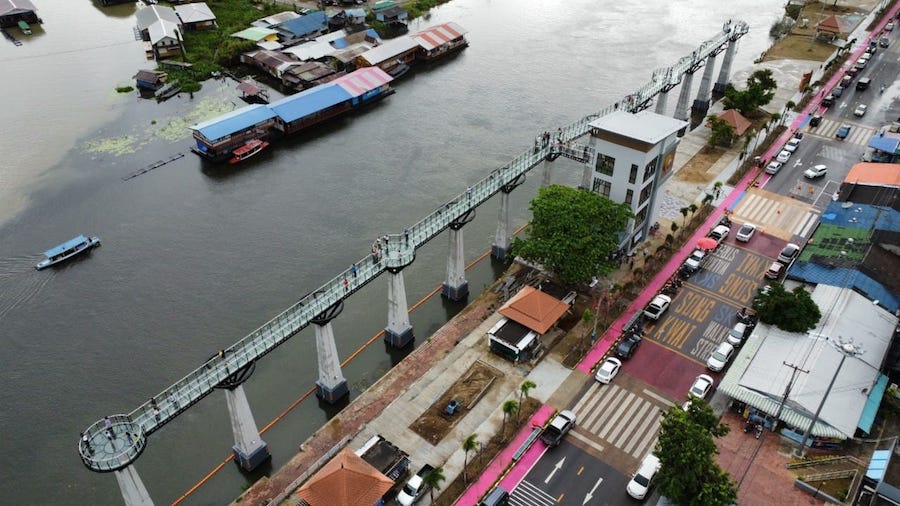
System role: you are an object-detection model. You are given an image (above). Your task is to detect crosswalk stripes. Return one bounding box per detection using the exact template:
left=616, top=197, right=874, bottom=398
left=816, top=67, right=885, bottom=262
left=803, top=117, right=875, bottom=146
left=510, top=479, right=557, bottom=506
left=570, top=383, right=670, bottom=459
left=732, top=192, right=819, bottom=239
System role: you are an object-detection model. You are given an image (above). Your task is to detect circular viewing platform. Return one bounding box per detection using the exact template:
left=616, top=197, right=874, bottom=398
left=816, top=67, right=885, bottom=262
left=79, top=415, right=146, bottom=472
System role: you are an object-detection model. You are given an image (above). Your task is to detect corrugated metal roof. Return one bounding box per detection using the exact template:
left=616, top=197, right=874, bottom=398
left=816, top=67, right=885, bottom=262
left=331, top=67, right=392, bottom=97
left=283, top=40, right=336, bottom=60
left=868, top=134, right=900, bottom=153
left=251, top=11, right=299, bottom=28
left=411, top=21, right=467, bottom=51
left=845, top=162, right=900, bottom=186
left=231, top=26, right=278, bottom=42
left=190, top=104, right=277, bottom=142
left=277, top=11, right=327, bottom=37
left=0, top=0, right=37, bottom=17
left=589, top=110, right=688, bottom=145
left=135, top=5, right=179, bottom=31
left=787, top=263, right=899, bottom=313
left=268, top=84, right=350, bottom=123
left=148, top=19, right=181, bottom=45
left=497, top=286, right=570, bottom=334
left=358, top=36, right=418, bottom=65
left=174, top=2, right=216, bottom=24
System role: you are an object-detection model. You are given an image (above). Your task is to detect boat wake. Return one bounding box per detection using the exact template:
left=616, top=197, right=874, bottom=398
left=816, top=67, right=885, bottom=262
left=0, top=257, right=53, bottom=320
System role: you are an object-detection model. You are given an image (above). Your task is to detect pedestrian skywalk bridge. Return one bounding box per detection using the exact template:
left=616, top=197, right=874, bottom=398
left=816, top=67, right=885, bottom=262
left=802, top=117, right=876, bottom=146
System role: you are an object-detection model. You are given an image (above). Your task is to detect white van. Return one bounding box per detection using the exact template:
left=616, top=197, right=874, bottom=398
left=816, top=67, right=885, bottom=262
left=627, top=453, right=661, bottom=499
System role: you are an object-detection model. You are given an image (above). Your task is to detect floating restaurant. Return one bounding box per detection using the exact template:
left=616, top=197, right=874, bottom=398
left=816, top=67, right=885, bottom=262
left=190, top=67, right=394, bottom=162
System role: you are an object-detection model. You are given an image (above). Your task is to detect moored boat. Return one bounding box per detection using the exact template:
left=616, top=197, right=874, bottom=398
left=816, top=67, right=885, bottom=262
left=36, top=235, right=101, bottom=270
left=229, top=139, right=269, bottom=164
left=17, top=20, right=31, bottom=35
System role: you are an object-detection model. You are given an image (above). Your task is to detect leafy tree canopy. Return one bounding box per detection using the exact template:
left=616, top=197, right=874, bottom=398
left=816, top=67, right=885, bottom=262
left=753, top=282, right=822, bottom=332
left=722, top=69, right=778, bottom=115
left=655, top=402, right=737, bottom=506
left=706, top=115, right=737, bottom=147
left=510, top=185, right=633, bottom=285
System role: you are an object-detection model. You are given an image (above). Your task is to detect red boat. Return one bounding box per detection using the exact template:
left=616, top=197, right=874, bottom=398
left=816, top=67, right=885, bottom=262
left=229, top=139, right=269, bottom=164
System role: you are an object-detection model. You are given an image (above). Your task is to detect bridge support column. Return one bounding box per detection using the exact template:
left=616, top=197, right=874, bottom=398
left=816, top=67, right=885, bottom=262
left=225, top=384, right=269, bottom=471
left=385, top=270, right=414, bottom=348
left=655, top=89, right=669, bottom=115
left=492, top=191, right=511, bottom=260
left=442, top=228, right=468, bottom=301
left=673, top=70, right=696, bottom=123
left=314, top=322, right=349, bottom=403
left=692, top=53, right=718, bottom=116
left=115, top=464, right=154, bottom=506
left=541, top=158, right=552, bottom=187
left=581, top=164, right=593, bottom=191
left=714, top=40, right=738, bottom=96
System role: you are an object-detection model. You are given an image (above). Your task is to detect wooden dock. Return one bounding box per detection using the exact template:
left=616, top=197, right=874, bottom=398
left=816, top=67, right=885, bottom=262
left=122, top=153, right=185, bottom=181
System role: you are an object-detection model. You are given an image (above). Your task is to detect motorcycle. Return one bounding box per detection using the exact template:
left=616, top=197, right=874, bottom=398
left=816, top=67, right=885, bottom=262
left=755, top=422, right=763, bottom=439
left=743, top=420, right=754, bottom=433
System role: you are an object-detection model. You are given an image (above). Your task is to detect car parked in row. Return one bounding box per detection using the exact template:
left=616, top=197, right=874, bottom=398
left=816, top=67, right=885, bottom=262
left=765, top=160, right=783, bottom=175
left=615, top=331, right=642, bottom=359
left=708, top=224, right=731, bottom=245
left=726, top=321, right=753, bottom=347
left=765, top=261, right=784, bottom=280
left=681, top=248, right=707, bottom=276
left=688, top=374, right=714, bottom=401
left=707, top=341, right=735, bottom=372
left=736, top=223, right=756, bottom=242
left=778, top=243, right=800, bottom=263
left=594, top=357, right=622, bottom=384
left=540, top=410, right=576, bottom=448
left=627, top=453, right=661, bottom=500
left=775, top=149, right=792, bottom=163
left=784, top=137, right=801, bottom=153
left=643, top=294, right=672, bottom=321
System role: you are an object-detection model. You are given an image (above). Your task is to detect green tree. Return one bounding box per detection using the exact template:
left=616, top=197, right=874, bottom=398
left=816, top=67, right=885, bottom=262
left=680, top=206, right=690, bottom=227
left=706, top=115, right=737, bottom=146
left=753, top=282, right=822, bottom=332
left=510, top=185, right=633, bottom=285
left=517, top=380, right=536, bottom=420
left=462, top=434, right=478, bottom=483
left=501, top=399, right=518, bottom=438
left=722, top=69, right=778, bottom=114
left=655, top=402, right=737, bottom=506
left=423, top=465, right=446, bottom=503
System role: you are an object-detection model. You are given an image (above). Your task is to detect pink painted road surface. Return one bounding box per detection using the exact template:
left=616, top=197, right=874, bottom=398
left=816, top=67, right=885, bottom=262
left=454, top=404, right=555, bottom=506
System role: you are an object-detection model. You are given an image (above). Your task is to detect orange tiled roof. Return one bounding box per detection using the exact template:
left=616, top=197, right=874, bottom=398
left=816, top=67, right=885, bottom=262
left=845, top=162, right=900, bottom=187
left=498, top=286, right=569, bottom=334
left=717, top=109, right=752, bottom=136
left=297, top=448, right=394, bottom=506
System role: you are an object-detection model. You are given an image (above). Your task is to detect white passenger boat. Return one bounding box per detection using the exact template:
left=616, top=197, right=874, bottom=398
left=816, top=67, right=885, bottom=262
left=35, top=235, right=101, bottom=270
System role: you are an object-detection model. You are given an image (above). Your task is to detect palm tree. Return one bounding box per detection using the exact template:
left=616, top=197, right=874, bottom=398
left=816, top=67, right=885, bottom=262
left=769, top=113, right=781, bottom=130
left=424, top=466, right=446, bottom=503
left=462, top=434, right=478, bottom=483
left=670, top=222, right=679, bottom=238
left=702, top=193, right=714, bottom=207
left=679, top=206, right=689, bottom=227
left=501, top=400, right=518, bottom=439
left=517, top=380, right=536, bottom=420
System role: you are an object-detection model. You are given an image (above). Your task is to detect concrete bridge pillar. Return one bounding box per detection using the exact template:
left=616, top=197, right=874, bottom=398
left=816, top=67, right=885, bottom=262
left=314, top=321, right=348, bottom=403
left=655, top=89, right=669, bottom=115
left=225, top=384, right=269, bottom=471
left=385, top=270, right=414, bottom=347
left=714, top=40, right=738, bottom=96
left=581, top=164, right=593, bottom=191
left=541, top=158, right=552, bottom=187
left=674, top=70, right=696, bottom=122
left=492, top=191, right=511, bottom=261
left=115, top=464, right=154, bottom=506
left=442, top=227, right=468, bottom=301
left=692, top=53, right=718, bottom=116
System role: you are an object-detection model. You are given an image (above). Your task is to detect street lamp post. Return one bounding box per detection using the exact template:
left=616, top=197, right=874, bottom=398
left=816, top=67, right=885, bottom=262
left=795, top=341, right=862, bottom=458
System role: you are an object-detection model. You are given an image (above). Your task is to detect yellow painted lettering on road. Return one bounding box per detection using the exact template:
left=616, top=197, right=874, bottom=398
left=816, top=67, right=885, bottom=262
left=736, top=255, right=767, bottom=276
left=656, top=317, right=696, bottom=349
left=717, top=273, right=758, bottom=303
left=557, top=493, right=565, bottom=503
left=673, top=291, right=715, bottom=322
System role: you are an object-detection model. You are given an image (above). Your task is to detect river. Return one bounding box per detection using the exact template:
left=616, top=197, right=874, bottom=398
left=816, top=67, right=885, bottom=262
left=0, top=0, right=785, bottom=503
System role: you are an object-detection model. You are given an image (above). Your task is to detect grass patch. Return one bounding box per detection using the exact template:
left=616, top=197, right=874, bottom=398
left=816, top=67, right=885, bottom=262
left=115, top=85, right=134, bottom=93
left=801, top=224, right=871, bottom=263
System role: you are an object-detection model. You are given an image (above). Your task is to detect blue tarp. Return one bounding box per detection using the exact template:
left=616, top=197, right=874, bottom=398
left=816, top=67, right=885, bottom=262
left=869, top=135, right=900, bottom=153
left=192, top=105, right=277, bottom=142
left=858, top=374, right=889, bottom=434
left=44, top=236, right=88, bottom=258
left=268, top=84, right=351, bottom=123
left=868, top=450, right=892, bottom=481
left=277, top=11, right=327, bottom=37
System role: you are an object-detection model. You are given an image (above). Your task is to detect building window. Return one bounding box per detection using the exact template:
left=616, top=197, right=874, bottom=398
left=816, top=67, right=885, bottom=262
left=635, top=207, right=648, bottom=229
left=625, top=189, right=634, bottom=207
left=639, top=183, right=653, bottom=206
left=629, top=164, right=638, bottom=184
left=596, top=154, right=615, bottom=176
left=592, top=178, right=611, bottom=198
left=643, top=158, right=658, bottom=182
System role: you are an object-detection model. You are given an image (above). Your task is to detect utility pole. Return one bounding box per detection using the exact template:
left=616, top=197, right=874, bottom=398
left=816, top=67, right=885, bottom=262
left=773, top=361, right=809, bottom=431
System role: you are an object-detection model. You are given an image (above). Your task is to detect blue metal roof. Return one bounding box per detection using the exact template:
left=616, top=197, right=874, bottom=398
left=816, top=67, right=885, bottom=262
left=868, top=450, right=892, bottom=481
left=278, top=11, right=327, bottom=37
left=268, top=84, right=351, bottom=123
left=787, top=263, right=899, bottom=313
left=191, top=105, right=277, bottom=142
left=869, top=134, right=900, bottom=153
left=821, top=201, right=900, bottom=231
left=44, top=236, right=88, bottom=258
left=858, top=374, right=888, bottom=434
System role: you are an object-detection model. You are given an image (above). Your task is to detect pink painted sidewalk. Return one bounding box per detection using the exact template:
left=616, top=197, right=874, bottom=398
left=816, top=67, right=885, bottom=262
left=454, top=404, right=555, bottom=506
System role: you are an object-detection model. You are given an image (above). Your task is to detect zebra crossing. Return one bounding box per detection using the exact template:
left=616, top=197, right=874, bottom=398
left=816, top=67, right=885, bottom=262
left=569, top=382, right=672, bottom=459
left=731, top=190, right=819, bottom=240
left=509, top=479, right=557, bottom=506
left=803, top=117, right=875, bottom=146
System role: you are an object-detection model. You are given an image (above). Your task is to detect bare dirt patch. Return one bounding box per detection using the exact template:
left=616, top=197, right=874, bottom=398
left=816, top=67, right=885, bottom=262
left=763, top=35, right=838, bottom=62
left=409, top=361, right=502, bottom=445
left=676, top=146, right=726, bottom=184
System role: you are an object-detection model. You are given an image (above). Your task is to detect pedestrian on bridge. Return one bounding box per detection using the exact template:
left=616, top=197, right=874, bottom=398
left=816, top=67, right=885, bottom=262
left=403, top=229, right=409, bottom=244
left=351, top=263, right=358, bottom=277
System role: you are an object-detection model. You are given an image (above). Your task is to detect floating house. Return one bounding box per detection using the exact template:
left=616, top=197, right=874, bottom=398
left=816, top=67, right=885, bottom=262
left=251, top=10, right=300, bottom=29
left=275, top=11, right=328, bottom=41
left=135, top=4, right=183, bottom=60
left=411, top=22, right=468, bottom=60
left=173, top=2, right=216, bottom=31
left=355, top=35, right=418, bottom=73
left=231, top=26, right=279, bottom=44
left=133, top=69, right=168, bottom=91
left=281, top=61, right=343, bottom=90
left=0, top=0, right=40, bottom=29
left=343, top=8, right=365, bottom=26
left=240, top=49, right=299, bottom=79
left=190, top=67, right=394, bottom=162
left=373, top=5, right=407, bottom=26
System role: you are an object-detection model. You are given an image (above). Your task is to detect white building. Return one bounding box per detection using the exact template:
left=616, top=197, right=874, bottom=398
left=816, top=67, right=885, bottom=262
left=585, top=110, right=687, bottom=252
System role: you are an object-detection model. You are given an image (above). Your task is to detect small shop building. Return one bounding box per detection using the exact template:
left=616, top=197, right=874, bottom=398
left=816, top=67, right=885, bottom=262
left=487, top=286, right=575, bottom=362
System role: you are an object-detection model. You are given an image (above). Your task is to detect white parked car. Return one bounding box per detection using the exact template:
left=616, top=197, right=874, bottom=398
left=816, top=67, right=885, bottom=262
left=778, top=243, right=801, bottom=263
left=627, top=453, right=662, bottom=500
left=688, top=374, right=714, bottom=400
left=707, top=341, right=735, bottom=372
left=594, top=357, right=622, bottom=384
left=854, top=104, right=867, bottom=117
left=775, top=150, right=792, bottom=163
left=643, top=294, right=672, bottom=320
left=886, top=21, right=895, bottom=31
left=726, top=322, right=748, bottom=346
left=804, top=164, right=827, bottom=179
left=736, top=223, right=757, bottom=242
left=784, top=137, right=801, bottom=153
left=765, top=161, right=783, bottom=175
